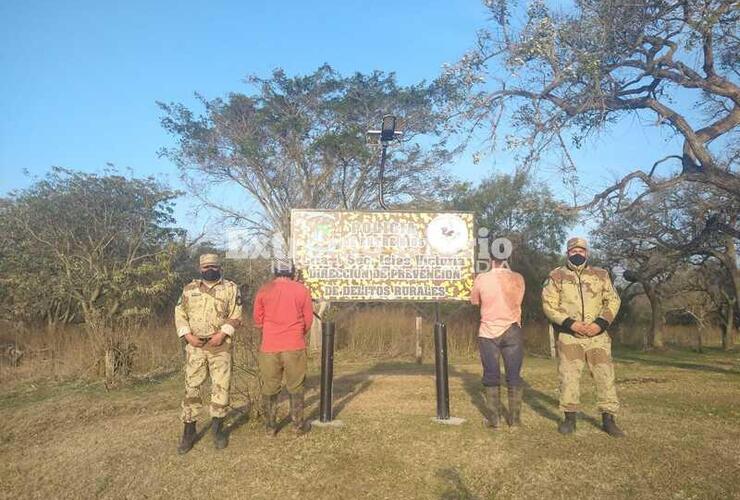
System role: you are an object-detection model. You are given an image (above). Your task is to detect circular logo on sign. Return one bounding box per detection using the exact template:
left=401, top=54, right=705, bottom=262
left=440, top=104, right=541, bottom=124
left=425, top=214, right=469, bottom=256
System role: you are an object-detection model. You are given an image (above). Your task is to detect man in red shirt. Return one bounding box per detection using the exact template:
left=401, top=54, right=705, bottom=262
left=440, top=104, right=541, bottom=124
left=253, top=259, right=314, bottom=436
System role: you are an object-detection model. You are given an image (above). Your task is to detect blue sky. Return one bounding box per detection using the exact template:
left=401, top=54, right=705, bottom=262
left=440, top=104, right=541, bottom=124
left=1, top=0, right=684, bottom=238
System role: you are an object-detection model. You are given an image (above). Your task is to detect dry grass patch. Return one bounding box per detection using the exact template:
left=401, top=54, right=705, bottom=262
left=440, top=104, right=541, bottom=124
left=1, top=348, right=739, bottom=499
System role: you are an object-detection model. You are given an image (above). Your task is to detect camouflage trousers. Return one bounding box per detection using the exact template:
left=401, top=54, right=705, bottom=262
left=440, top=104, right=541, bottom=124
left=181, top=339, right=232, bottom=422
left=557, top=332, right=619, bottom=414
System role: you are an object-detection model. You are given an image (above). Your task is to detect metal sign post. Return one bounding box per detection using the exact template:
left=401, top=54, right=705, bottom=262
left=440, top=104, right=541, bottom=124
left=432, top=302, right=464, bottom=425
left=433, top=318, right=450, bottom=419
left=319, top=321, right=335, bottom=422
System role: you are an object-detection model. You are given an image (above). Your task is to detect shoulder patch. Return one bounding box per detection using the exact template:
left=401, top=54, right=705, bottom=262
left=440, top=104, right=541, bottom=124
left=550, top=267, right=567, bottom=280
left=589, top=267, right=609, bottom=279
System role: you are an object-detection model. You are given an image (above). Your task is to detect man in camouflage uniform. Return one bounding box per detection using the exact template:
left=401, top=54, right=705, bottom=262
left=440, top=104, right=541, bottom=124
left=174, top=253, right=242, bottom=453
left=542, top=237, right=625, bottom=437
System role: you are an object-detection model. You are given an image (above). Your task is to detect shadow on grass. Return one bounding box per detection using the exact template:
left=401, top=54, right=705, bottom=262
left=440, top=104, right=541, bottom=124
left=448, top=363, right=602, bottom=429
left=437, top=467, right=478, bottom=500
left=190, top=422, right=211, bottom=449
left=130, top=367, right=181, bottom=386
left=224, top=402, right=252, bottom=437
left=448, top=365, right=487, bottom=422
left=613, top=348, right=740, bottom=376
left=301, top=361, right=435, bottom=425
left=187, top=403, right=251, bottom=449
left=521, top=383, right=601, bottom=429
left=271, top=372, right=375, bottom=428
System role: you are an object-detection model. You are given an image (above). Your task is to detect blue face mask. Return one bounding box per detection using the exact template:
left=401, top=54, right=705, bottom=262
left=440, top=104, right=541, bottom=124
left=568, top=254, right=587, bottom=267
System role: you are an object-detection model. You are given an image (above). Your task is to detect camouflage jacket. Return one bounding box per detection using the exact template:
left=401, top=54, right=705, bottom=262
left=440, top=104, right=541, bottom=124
left=174, top=279, right=242, bottom=338
left=541, top=263, right=620, bottom=335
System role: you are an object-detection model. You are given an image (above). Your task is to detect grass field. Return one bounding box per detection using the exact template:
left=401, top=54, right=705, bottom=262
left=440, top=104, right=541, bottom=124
left=1, top=347, right=738, bottom=499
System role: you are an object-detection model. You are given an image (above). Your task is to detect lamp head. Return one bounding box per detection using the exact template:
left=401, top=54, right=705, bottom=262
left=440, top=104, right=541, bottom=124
left=380, top=114, right=397, bottom=142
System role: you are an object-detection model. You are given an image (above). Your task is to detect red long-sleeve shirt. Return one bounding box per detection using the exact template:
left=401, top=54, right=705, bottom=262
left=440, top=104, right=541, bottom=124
left=253, top=277, right=314, bottom=353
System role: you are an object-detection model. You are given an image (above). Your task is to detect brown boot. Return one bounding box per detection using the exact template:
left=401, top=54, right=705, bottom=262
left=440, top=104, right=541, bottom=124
left=289, top=391, right=310, bottom=435
left=262, top=394, right=278, bottom=437
left=507, top=386, right=523, bottom=427
left=177, top=421, right=197, bottom=455
left=484, top=386, right=502, bottom=429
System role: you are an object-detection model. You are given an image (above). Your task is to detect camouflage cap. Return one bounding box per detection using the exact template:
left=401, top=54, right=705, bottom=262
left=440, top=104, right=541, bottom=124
left=199, top=253, right=221, bottom=266
left=566, top=237, right=588, bottom=251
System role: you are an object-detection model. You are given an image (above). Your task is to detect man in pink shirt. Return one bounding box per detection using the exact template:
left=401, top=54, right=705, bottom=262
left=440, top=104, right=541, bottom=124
left=470, top=253, right=526, bottom=429
left=253, top=259, right=314, bottom=436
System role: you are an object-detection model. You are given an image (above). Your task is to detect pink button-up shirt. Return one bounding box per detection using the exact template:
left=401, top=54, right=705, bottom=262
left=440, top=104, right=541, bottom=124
left=470, top=267, right=525, bottom=338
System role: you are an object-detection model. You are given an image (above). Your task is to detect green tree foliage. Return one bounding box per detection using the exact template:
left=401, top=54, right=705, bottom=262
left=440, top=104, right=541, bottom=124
left=0, top=168, right=186, bottom=381
left=450, top=172, right=575, bottom=320
left=159, top=64, right=454, bottom=240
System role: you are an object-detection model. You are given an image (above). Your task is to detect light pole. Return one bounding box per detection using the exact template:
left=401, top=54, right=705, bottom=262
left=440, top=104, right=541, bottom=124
left=367, top=114, right=403, bottom=210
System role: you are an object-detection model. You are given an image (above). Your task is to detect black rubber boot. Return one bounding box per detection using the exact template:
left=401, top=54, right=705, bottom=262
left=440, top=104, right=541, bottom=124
left=177, top=421, right=197, bottom=455
left=262, top=394, right=278, bottom=438
left=289, top=391, right=310, bottom=435
left=558, top=412, right=577, bottom=435
left=211, top=417, right=228, bottom=450
left=507, top=386, right=523, bottom=427
left=484, top=386, right=502, bottom=429
left=602, top=412, right=625, bottom=438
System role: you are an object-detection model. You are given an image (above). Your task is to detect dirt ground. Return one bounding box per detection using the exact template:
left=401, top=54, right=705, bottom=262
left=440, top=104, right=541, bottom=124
left=1, top=348, right=739, bottom=499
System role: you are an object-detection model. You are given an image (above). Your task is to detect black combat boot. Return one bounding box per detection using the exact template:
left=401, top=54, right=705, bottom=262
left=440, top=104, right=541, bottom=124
left=262, top=394, right=278, bottom=438
left=484, top=386, right=502, bottom=429
left=558, top=412, right=577, bottom=435
left=602, top=413, right=625, bottom=438
left=289, top=391, right=310, bottom=435
left=507, top=386, right=523, bottom=427
left=177, top=421, right=197, bottom=455
left=211, top=417, right=228, bottom=449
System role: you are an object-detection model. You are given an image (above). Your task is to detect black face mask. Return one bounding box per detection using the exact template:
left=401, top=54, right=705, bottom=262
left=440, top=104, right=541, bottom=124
left=201, top=269, right=222, bottom=281
left=568, top=254, right=587, bottom=267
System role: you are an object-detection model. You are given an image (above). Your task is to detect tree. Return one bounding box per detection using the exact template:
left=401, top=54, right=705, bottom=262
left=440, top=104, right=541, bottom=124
left=159, top=65, right=454, bottom=242
left=668, top=263, right=734, bottom=351
left=593, top=181, right=738, bottom=349
left=450, top=171, right=575, bottom=320
left=0, top=198, right=78, bottom=328
left=440, top=0, right=739, bottom=206
left=1, top=168, right=185, bottom=383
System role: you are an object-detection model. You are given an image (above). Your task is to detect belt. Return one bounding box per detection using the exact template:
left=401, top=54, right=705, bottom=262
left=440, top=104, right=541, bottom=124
left=555, top=327, right=605, bottom=338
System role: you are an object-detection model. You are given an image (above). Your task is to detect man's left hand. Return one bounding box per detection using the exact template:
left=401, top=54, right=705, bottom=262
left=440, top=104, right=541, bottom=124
left=207, top=331, right=226, bottom=347
left=583, top=323, right=602, bottom=336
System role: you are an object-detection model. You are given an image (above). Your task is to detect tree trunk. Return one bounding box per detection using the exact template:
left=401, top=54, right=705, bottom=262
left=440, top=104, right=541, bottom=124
left=415, top=316, right=423, bottom=364
left=309, top=300, right=328, bottom=354
left=722, top=233, right=738, bottom=351
left=104, top=349, right=116, bottom=384
left=723, top=297, right=736, bottom=351
left=644, top=284, right=665, bottom=349
left=696, top=327, right=703, bottom=353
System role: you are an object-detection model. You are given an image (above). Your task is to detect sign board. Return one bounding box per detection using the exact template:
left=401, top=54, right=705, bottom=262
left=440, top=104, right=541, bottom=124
left=291, top=210, right=475, bottom=301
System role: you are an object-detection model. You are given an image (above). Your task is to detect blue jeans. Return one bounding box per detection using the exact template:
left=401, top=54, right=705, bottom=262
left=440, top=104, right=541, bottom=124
left=478, top=324, right=524, bottom=387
